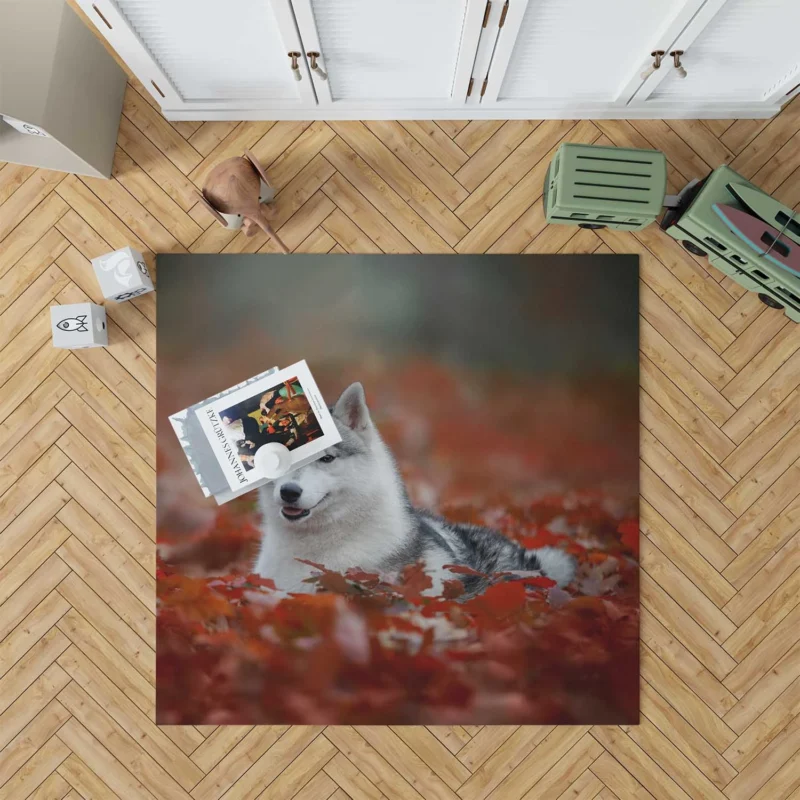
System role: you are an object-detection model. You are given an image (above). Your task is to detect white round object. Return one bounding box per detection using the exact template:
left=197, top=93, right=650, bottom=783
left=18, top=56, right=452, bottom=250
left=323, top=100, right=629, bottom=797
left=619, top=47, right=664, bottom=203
left=254, top=442, right=292, bottom=479
left=218, top=210, right=244, bottom=230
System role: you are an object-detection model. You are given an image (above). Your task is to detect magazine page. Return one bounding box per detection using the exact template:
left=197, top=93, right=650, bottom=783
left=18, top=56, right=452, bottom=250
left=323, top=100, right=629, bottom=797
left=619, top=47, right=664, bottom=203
left=169, top=366, right=281, bottom=498
left=194, top=360, right=341, bottom=492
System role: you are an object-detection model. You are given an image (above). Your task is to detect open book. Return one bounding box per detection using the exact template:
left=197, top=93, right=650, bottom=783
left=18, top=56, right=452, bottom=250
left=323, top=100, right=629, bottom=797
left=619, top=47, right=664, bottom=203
left=169, top=360, right=341, bottom=504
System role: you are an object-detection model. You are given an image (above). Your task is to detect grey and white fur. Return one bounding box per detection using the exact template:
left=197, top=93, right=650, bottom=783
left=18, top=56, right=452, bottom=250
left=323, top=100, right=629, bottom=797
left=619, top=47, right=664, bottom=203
left=255, top=383, right=576, bottom=595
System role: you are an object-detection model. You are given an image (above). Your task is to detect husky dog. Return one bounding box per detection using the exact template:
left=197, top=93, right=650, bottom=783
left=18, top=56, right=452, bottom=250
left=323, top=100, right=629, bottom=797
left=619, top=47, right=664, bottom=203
left=255, top=383, right=576, bottom=595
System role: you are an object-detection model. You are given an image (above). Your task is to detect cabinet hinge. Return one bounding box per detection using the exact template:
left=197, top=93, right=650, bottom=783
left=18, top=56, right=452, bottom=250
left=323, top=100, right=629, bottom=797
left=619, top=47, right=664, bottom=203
left=482, top=0, right=491, bottom=27
left=480, top=77, right=488, bottom=97
left=467, top=77, right=474, bottom=97
left=499, top=1, right=509, bottom=27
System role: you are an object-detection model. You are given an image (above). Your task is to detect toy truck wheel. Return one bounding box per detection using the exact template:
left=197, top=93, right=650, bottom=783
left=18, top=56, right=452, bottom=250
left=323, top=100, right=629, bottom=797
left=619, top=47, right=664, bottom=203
left=578, top=223, right=606, bottom=230
left=682, top=240, right=707, bottom=257
left=758, top=293, right=784, bottom=310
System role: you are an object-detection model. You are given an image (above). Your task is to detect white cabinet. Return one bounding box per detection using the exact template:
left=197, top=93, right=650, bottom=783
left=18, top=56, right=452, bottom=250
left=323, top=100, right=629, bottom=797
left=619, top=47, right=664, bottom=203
left=477, top=0, right=799, bottom=115
left=77, top=0, right=316, bottom=111
left=77, top=0, right=800, bottom=120
left=630, top=0, right=800, bottom=109
left=477, top=0, right=706, bottom=108
left=290, top=0, right=486, bottom=108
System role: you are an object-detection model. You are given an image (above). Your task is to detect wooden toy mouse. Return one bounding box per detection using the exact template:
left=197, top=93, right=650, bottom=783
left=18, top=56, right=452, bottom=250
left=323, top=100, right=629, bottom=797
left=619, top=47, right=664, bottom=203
left=196, top=149, right=289, bottom=254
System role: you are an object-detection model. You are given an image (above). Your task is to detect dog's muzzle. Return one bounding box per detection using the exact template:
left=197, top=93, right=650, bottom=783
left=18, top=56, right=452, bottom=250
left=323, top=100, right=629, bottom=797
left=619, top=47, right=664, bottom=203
left=280, top=506, right=310, bottom=521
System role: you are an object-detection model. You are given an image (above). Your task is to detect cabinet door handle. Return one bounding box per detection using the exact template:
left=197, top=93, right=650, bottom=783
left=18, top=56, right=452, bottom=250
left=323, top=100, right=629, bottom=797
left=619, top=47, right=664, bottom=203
left=640, top=50, right=665, bottom=80
left=288, top=51, right=302, bottom=81
left=670, top=50, right=687, bottom=79
left=307, top=52, right=328, bottom=81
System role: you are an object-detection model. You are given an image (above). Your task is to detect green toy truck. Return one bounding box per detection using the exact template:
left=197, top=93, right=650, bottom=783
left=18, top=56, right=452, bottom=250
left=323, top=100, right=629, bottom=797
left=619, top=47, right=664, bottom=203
left=659, top=165, right=800, bottom=323
left=544, top=142, right=800, bottom=322
left=544, top=143, right=667, bottom=231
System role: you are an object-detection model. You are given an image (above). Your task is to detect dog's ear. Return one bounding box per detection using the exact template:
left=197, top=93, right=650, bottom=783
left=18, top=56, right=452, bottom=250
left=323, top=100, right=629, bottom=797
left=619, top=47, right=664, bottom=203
left=333, top=383, right=371, bottom=432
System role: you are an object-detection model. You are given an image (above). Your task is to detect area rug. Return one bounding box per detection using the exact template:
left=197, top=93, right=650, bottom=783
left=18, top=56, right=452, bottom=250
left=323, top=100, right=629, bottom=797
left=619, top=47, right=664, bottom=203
left=156, top=254, right=639, bottom=725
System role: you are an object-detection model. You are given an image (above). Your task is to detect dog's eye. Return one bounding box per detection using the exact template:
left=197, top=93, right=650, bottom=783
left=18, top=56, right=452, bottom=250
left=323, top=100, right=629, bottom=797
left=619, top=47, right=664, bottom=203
left=319, top=454, right=336, bottom=463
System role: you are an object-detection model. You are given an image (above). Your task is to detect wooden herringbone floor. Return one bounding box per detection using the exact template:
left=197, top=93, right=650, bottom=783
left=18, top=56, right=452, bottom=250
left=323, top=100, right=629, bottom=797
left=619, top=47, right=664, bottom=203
left=3, top=55, right=800, bottom=798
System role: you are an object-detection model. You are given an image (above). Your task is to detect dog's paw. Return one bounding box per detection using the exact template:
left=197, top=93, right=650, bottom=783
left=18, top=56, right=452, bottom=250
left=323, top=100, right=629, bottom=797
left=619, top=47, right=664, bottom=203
left=529, top=546, right=577, bottom=587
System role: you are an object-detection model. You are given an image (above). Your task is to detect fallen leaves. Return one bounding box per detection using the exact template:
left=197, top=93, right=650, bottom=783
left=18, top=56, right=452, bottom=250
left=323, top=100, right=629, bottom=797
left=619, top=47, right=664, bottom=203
left=156, top=493, right=639, bottom=725
left=618, top=518, right=640, bottom=557
left=157, top=358, right=639, bottom=724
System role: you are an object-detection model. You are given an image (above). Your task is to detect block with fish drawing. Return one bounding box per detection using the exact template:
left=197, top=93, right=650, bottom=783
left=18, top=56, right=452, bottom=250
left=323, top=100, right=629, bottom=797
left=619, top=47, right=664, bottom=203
left=91, top=246, right=154, bottom=302
left=51, top=302, right=107, bottom=349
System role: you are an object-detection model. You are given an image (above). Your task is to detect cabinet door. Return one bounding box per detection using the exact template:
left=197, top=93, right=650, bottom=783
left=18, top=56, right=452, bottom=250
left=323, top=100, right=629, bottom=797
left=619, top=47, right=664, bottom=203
left=76, top=0, right=316, bottom=112
left=634, top=0, right=800, bottom=108
left=479, top=0, right=706, bottom=111
left=289, top=0, right=486, bottom=108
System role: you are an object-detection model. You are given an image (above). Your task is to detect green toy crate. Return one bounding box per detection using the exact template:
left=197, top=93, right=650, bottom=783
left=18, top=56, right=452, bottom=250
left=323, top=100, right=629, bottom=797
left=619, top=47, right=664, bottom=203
left=544, top=143, right=667, bottom=231
left=660, top=165, right=800, bottom=323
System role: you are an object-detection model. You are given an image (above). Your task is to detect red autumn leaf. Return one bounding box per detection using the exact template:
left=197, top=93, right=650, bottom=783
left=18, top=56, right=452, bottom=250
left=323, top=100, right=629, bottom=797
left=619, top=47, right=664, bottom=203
left=395, top=562, right=433, bottom=601
left=490, top=571, right=556, bottom=589
left=296, top=559, right=327, bottom=572
left=312, top=570, right=355, bottom=595
left=617, top=518, right=639, bottom=556
left=518, top=529, right=562, bottom=549
left=468, top=580, right=527, bottom=617
left=520, top=575, right=557, bottom=588
left=442, top=579, right=465, bottom=599
left=443, top=564, right=486, bottom=576
left=345, top=568, right=382, bottom=586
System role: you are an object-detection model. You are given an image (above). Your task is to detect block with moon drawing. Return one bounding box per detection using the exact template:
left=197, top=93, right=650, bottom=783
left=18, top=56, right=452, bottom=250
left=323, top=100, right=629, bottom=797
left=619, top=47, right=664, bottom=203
left=50, top=302, right=107, bottom=349
left=91, top=246, right=154, bottom=302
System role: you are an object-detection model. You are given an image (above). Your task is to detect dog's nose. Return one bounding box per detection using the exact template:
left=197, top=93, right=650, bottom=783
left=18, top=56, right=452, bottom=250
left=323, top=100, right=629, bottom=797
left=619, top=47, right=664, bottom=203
left=280, top=483, right=302, bottom=504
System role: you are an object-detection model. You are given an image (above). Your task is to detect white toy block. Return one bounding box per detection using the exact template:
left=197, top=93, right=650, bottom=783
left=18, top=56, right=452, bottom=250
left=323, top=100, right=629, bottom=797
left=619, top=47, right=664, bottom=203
left=51, top=303, right=107, bottom=349
left=91, top=246, right=154, bottom=302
